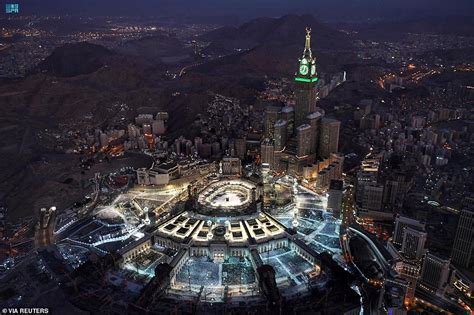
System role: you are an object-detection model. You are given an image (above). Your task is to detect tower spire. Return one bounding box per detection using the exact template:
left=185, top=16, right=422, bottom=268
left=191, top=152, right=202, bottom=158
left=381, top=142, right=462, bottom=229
left=303, top=27, right=312, bottom=58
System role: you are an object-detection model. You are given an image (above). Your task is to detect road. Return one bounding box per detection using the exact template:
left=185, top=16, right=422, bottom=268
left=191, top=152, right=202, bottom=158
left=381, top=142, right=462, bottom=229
left=34, top=210, right=56, bottom=248
left=179, top=49, right=250, bottom=77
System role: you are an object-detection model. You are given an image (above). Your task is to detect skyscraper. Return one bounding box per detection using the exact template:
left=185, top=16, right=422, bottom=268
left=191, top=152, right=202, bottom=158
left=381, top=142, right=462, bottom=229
left=262, top=27, right=341, bottom=178
left=393, top=215, right=426, bottom=247
left=264, top=105, right=282, bottom=139
left=260, top=138, right=275, bottom=169
left=318, top=118, right=340, bottom=159
left=294, top=27, right=318, bottom=129
left=306, top=111, right=322, bottom=156
left=361, top=184, right=384, bottom=214
left=355, top=159, right=379, bottom=202
left=280, top=106, right=295, bottom=137
left=451, top=209, right=474, bottom=269
left=383, top=172, right=411, bottom=210
left=328, top=179, right=344, bottom=219
left=235, top=138, right=246, bottom=159
left=274, top=120, right=288, bottom=151
left=296, top=124, right=312, bottom=157
left=419, top=253, right=453, bottom=295
left=401, top=227, right=427, bottom=260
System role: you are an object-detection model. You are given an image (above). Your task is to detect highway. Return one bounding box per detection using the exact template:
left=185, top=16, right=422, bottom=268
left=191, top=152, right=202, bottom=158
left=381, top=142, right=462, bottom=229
left=347, top=226, right=391, bottom=273
left=415, top=287, right=467, bottom=314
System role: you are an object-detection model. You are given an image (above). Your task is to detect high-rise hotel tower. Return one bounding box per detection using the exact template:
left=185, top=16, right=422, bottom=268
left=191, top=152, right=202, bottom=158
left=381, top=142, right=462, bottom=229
left=294, top=27, right=318, bottom=130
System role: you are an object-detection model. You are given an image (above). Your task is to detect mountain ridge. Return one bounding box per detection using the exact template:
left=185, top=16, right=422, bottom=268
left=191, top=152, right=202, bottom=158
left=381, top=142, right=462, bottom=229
left=201, top=14, right=352, bottom=55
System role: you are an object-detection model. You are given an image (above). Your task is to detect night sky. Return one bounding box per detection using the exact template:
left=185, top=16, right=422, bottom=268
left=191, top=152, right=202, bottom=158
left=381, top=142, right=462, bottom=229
left=12, top=0, right=474, bottom=21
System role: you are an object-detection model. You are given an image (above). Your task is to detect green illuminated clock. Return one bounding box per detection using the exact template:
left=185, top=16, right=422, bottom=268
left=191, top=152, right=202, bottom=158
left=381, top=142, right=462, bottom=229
left=311, top=65, right=316, bottom=76
left=299, top=65, right=309, bottom=75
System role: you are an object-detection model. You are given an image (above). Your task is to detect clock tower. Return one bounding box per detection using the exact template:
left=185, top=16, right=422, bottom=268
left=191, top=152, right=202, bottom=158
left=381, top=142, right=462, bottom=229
left=294, top=27, right=318, bottom=130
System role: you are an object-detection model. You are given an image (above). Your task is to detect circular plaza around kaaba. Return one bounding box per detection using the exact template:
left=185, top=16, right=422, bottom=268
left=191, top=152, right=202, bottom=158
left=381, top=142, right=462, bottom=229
left=196, top=179, right=260, bottom=217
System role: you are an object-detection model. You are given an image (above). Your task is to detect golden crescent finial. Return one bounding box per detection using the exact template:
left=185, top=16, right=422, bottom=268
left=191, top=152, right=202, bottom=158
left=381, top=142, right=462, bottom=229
left=305, top=27, right=311, bottom=35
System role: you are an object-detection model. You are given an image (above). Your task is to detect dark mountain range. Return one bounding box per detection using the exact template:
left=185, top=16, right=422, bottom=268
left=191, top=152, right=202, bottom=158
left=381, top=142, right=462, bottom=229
left=201, top=14, right=352, bottom=55
left=192, top=15, right=356, bottom=79
left=35, top=42, right=115, bottom=77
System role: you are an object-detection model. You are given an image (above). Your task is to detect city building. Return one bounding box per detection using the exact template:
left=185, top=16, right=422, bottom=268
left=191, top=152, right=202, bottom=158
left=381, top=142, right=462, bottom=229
left=360, top=184, right=384, bottom=215
left=327, top=179, right=344, bottom=219
left=419, top=253, right=453, bottom=295
left=359, top=114, right=380, bottom=130
left=355, top=159, right=381, bottom=216
left=221, top=157, right=242, bottom=176
left=156, top=111, right=169, bottom=123
left=383, top=172, right=412, bottom=211
left=451, top=209, right=474, bottom=269
left=137, top=162, right=179, bottom=186
left=401, top=227, right=427, bottom=260
left=306, top=111, right=322, bottom=156
left=260, top=138, right=275, bottom=169
left=296, top=124, right=312, bottom=157
left=234, top=138, right=247, bottom=159
left=274, top=120, right=288, bottom=151
left=152, top=120, right=166, bottom=135
left=318, top=118, right=340, bottom=159
left=392, top=259, right=420, bottom=304
left=393, top=215, right=426, bottom=248
left=279, top=106, right=295, bottom=137
left=264, top=105, right=282, bottom=138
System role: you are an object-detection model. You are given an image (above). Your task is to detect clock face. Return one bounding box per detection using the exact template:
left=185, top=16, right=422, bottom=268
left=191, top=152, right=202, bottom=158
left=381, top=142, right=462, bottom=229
left=311, top=65, right=316, bottom=76
left=299, top=65, right=309, bottom=75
